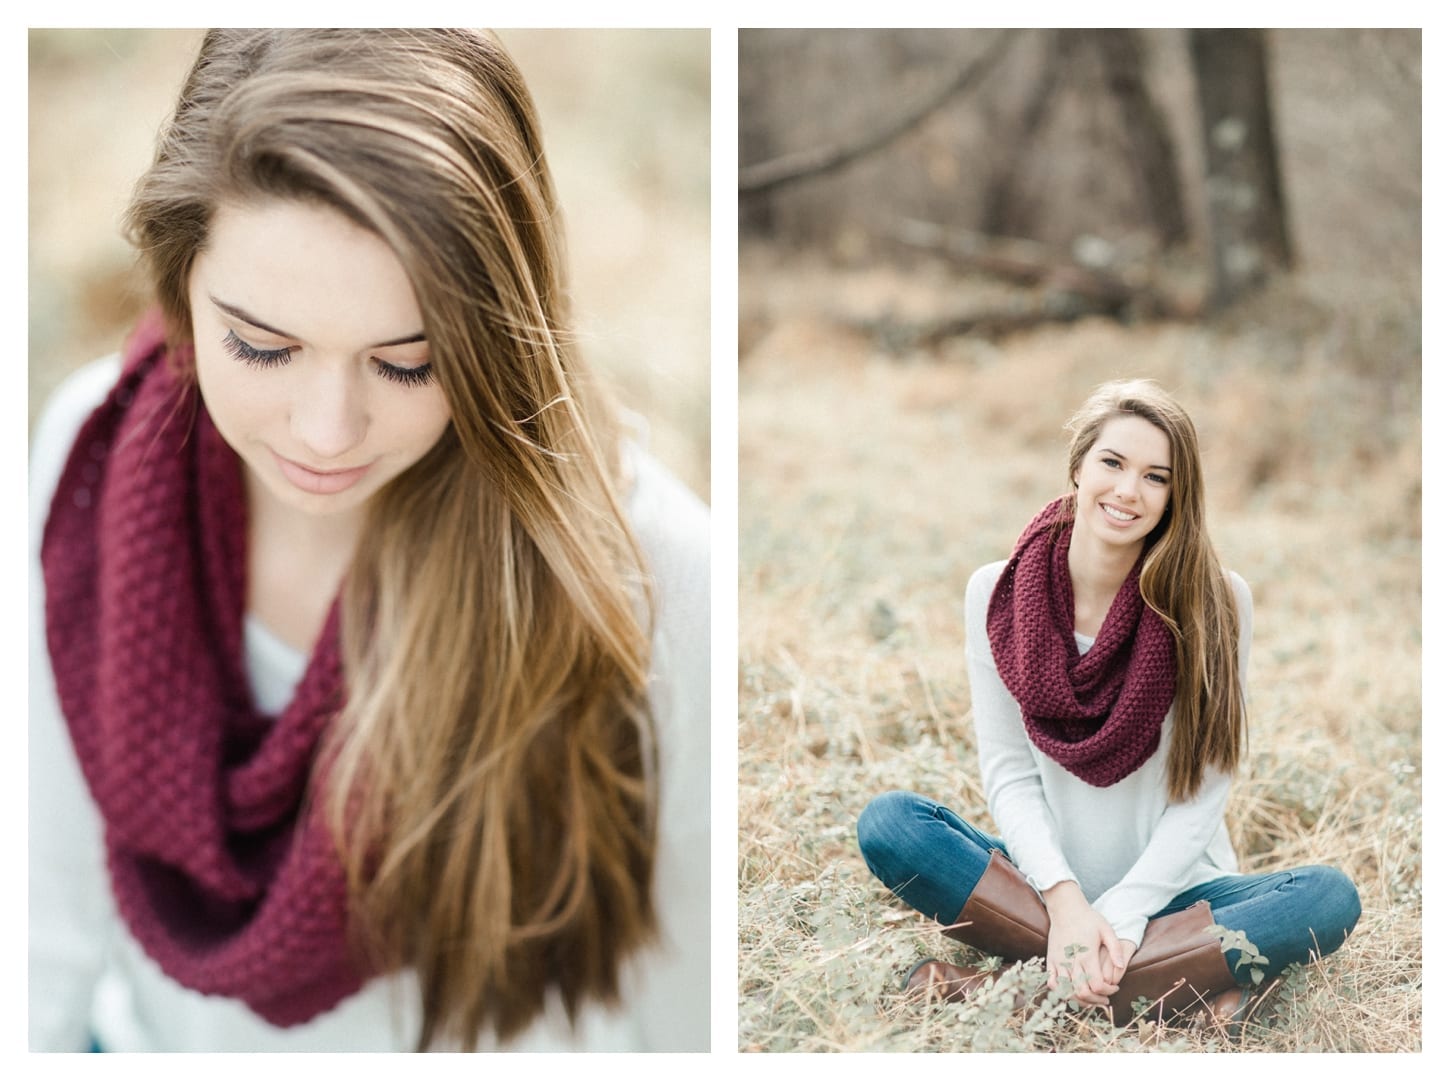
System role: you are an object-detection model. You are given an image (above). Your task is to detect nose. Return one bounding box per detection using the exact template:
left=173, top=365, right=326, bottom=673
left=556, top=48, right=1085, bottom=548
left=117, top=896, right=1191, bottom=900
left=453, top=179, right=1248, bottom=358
left=291, top=361, right=367, bottom=462
left=1113, top=472, right=1140, bottom=503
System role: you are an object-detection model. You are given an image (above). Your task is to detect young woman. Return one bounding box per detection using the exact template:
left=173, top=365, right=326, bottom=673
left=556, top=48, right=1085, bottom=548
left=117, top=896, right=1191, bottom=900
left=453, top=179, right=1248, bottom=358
left=29, top=29, right=708, bottom=1052
left=857, top=380, right=1359, bottom=1031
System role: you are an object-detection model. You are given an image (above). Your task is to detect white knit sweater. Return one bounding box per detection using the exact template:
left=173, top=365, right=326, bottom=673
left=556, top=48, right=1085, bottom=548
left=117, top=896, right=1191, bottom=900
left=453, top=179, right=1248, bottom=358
left=29, top=355, right=710, bottom=1051
left=964, top=560, right=1251, bottom=945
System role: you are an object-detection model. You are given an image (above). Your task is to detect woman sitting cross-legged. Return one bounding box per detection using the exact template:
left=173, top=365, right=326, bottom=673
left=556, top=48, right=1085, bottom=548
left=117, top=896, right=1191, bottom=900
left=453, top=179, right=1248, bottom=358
left=857, top=379, right=1360, bottom=1031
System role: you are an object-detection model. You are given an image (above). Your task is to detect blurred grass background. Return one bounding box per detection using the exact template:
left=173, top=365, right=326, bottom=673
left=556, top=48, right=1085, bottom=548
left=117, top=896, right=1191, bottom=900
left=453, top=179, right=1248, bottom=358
left=28, top=28, right=709, bottom=501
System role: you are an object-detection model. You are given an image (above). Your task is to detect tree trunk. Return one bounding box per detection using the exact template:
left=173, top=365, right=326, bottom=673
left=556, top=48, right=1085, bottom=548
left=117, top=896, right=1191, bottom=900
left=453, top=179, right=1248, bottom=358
left=980, top=31, right=1068, bottom=237
left=1189, top=29, right=1293, bottom=308
left=1090, top=29, right=1188, bottom=247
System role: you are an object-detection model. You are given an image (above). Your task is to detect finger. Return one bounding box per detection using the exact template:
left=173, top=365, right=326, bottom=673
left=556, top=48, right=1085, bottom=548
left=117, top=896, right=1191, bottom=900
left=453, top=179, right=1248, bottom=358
left=1081, top=954, right=1118, bottom=998
left=1078, top=956, right=1107, bottom=996
left=1050, top=955, right=1075, bottom=990
left=1108, top=954, right=1125, bottom=985
left=1107, top=940, right=1125, bottom=970
left=1119, top=942, right=1137, bottom=973
left=1086, top=970, right=1118, bottom=996
left=1095, top=928, right=1123, bottom=972
left=1097, top=945, right=1121, bottom=984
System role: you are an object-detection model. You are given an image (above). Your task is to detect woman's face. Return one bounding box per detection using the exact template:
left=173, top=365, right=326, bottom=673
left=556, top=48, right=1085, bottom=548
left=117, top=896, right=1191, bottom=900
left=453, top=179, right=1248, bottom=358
left=187, top=199, right=451, bottom=519
left=1072, top=414, right=1172, bottom=551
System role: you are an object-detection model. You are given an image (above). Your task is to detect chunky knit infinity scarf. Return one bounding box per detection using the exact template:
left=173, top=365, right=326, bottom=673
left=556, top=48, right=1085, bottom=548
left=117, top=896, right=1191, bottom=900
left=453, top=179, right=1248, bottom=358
left=41, top=313, right=366, bottom=1025
left=986, top=496, right=1177, bottom=787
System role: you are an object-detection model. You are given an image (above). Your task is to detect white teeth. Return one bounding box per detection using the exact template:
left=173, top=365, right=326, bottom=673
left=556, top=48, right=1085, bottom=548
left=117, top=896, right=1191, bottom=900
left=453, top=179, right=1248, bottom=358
left=1103, top=504, right=1137, bottom=522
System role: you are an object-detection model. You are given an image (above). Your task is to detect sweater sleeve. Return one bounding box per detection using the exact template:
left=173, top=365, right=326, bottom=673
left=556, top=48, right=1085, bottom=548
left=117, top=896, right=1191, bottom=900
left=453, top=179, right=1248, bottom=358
left=29, top=356, right=124, bottom=1050
left=619, top=450, right=711, bottom=1051
left=965, top=562, right=1078, bottom=895
left=1091, top=572, right=1254, bottom=944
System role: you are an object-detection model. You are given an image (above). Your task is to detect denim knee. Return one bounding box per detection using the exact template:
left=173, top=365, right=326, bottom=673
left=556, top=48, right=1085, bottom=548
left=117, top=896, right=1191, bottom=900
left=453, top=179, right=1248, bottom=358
left=856, top=790, right=996, bottom=922
left=1299, top=865, right=1361, bottom=956
left=1234, top=864, right=1361, bottom=977
left=856, top=789, right=922, bottom=886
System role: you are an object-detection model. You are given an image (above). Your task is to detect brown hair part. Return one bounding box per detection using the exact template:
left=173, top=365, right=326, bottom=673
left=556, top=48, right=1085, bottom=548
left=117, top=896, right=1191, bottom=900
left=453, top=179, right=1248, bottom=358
left=125, top=29, right=657, bottom=1048
left=1064, top=379, right=1244, bottom=801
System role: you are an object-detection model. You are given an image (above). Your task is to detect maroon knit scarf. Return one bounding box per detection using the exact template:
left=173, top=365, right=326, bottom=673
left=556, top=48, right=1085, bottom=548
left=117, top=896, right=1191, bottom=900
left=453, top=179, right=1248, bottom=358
left=41, top=313, right=367, bottom=1025
left=986, top=496, right=1177, bottom=787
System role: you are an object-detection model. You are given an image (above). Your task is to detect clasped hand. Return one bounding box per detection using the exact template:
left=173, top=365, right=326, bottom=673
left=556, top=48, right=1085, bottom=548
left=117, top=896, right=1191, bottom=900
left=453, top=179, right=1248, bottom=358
left=1041, top=881, right=1138, bottom=1008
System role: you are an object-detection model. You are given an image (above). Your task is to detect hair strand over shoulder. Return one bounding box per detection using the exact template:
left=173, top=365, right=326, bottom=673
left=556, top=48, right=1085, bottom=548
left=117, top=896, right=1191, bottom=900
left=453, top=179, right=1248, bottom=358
left=126, top=28, right=658, bottom=1049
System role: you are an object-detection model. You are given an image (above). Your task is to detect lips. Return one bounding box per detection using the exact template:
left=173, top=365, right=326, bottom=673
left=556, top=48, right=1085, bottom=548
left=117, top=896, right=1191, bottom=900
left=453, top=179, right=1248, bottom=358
left=272, top=450, right=373, bottom=495
left=1100, top=502, right=1140, bottom=524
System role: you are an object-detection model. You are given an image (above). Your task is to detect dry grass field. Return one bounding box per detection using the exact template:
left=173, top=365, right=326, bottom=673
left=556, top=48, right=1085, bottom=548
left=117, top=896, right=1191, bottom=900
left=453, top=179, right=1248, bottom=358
left=737, top=247, right=1421, bottom=1052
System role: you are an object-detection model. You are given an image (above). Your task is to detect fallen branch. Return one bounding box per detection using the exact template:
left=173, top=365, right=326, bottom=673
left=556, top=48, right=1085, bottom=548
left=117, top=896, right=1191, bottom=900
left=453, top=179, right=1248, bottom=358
left=892, top=219, right=1137, bottom=308
left=833, top=220, right=1208, bottom=351
left=852, top=294, right=1113, bottom=353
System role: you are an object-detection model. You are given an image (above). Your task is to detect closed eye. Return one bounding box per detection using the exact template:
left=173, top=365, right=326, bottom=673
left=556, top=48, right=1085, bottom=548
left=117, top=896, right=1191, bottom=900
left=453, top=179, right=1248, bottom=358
left=222, top=329, right=433, bottom=388
left=223, top=329, right=293, bottom=368
left=374, top=358, right=434, bottom=387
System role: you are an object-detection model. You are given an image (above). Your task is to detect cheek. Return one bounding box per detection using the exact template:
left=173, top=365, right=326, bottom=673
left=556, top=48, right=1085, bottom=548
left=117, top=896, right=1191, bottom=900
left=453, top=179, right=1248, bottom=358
left=391, top=392, right=452, bottom=455
left=195, top=349, right=282, bottom=439
left=194, top=348, right=240, bottom=430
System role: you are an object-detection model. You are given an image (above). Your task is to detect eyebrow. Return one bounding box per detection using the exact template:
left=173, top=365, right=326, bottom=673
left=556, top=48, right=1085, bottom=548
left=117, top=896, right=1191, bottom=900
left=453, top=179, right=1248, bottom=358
left=209, top=296, right=427, bottom=348
left=1101, top=447, right=1172, bottom=472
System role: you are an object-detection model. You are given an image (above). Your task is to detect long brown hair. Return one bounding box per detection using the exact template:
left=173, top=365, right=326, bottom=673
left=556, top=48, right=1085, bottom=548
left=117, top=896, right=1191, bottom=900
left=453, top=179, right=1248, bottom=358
left=124, top=29, right=657, bottom=1048
left=1064, top=379, right=1243, bottom=801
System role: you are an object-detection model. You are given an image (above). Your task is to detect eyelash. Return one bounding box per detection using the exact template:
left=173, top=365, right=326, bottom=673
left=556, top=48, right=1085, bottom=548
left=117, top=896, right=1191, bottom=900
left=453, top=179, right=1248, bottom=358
left=1100, top=456, right=1168, bottom=485
left=223, top=329, right=291, bottom=368
left=377, top=361, right=435, bottom=388
left=221, top=329, right=434, bottom=387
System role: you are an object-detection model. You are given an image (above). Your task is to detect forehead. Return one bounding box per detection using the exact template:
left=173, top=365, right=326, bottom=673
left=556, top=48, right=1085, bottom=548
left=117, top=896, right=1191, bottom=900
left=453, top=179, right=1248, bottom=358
left=1091, top=414, right=1171, bottom=463
left=191, top=199, right=423, bottom=342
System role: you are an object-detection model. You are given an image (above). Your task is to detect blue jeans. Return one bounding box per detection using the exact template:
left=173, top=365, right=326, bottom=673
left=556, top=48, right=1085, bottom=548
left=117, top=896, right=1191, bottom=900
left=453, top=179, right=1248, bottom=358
left=857, top=790, right=1361, bottom=984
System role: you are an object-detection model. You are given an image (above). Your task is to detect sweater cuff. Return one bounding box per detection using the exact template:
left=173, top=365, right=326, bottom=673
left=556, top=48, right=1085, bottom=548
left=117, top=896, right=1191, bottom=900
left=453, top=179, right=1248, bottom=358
left=1015, top=855, right=1079, bottom=899
left=1093, top=887, right=1151, bottom=947
left=1104, top=912, right=1149, bottom=948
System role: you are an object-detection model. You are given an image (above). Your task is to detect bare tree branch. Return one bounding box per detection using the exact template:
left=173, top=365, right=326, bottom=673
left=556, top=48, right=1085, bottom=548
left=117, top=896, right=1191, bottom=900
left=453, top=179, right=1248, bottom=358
left=739, top=31, right=1015, bottom=198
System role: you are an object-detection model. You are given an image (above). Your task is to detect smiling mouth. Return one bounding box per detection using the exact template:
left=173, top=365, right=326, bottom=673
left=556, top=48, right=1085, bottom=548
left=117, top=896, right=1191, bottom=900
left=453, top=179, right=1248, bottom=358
left=1101, top=503, right=1139, bottom=523
left=272, top=451, right=373, bottom=495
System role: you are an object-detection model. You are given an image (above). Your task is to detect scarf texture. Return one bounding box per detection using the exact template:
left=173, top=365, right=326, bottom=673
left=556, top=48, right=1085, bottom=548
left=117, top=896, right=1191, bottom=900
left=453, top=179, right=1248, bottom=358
left=986, top=496, right=1177, bottom=787
left=41, top=313, right=367, bottom=1025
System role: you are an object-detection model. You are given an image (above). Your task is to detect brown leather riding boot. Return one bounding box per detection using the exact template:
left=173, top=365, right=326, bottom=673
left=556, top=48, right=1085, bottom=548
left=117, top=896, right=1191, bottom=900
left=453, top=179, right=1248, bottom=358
left=901, top=959, right=1000, bottom=1003
left=1108, top=901, right=1241, bottom=1026
left=1208, top=975, right=1282, bottom=1040
left=902, top=849, right=1050, bottom=1003
left=942, top=848, right=1052, bottom=958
